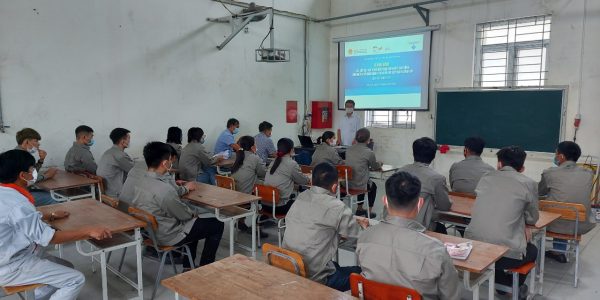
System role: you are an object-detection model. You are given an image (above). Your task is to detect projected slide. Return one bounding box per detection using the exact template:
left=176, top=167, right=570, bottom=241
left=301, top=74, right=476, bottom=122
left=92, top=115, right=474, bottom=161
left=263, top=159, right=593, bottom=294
left=338, top=32, right=431, bottom=110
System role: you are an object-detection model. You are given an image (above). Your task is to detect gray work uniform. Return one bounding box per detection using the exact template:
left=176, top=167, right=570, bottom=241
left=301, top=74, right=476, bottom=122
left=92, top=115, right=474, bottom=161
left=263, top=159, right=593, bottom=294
left=96, top=145, right=134, bottom=198
left=310, top=144, right=344, bottom=167
left=231, top=151, right=267, bottom=194
left=466, top=166, right=539, bottom=259
left=449, top=156, right=495, bottom=194
left=265, top=156, right=310, bottom=204
left=64, top=142, right=97, bottom=174
left=539, top=161, right=595, bottom=235
left=121, top=161, right=189, bottom=203
left=132, top=172, right=196, bottom=246
left=166, top=142, right=182, bottom=170
left=345, top=143, right=382, bottom=190
left=179, top=142, right=217, bottom=181
left=282, top=186, right=362, bottom=283
left=357, top=216, right=461, bottom=300
left=394, top=163, right=452, bottom=230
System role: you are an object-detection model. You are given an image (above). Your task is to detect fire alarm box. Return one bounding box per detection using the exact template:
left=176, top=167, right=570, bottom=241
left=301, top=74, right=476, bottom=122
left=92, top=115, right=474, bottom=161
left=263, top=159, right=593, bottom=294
left=311, top=101, right=333, bottom=129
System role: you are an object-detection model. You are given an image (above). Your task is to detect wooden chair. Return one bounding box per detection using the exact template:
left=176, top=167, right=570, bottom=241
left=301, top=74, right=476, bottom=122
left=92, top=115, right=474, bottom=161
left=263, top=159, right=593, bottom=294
left=216, top=175, right=236, bottom=190
left=448, top=191, right=476, bottom=199
left=299, top=165, right=313, bottom=174
left=0, top=284, right=45, bottom=300
left=350, top=273, right=422, bottom=300
left=539, top=200, right=587, bottom=287
left=262, top=243, right=307, bottom=277
left=336, top=165, right=370, bottom=218
left=254, top=184, right=284, bottom=246
left=128, top=206, right=195, bottom=300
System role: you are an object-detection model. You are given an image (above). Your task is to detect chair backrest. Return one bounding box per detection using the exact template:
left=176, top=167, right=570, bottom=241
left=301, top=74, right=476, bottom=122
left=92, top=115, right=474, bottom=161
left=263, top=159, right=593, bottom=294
left=73, top=171, right=105, bottom=194
left=216, top=175, right=236, bottom=190
left=128, top=206, right=158, bottom=231
left=100, top=194, right=119, bottom=208
left=350, top=273, right=422, bottom=300
left=254, top=184, right=281, bottom=206
left=539, top=200, right=587, bottom=223
left=336, top=165, right=352, bottom=181
left=262, top=243, right=307, bottom=278
left=299, top=165, right=313, bottom=174
left=1, top=284, right=45, bottom=296
left=449, top=191, right=476, bottom=199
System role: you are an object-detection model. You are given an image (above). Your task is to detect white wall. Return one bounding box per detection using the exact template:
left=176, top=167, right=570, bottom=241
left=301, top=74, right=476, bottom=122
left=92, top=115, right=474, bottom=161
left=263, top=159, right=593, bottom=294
left=329, top=0, right=600, bottom=181
left=0, top=0, right=331, bottom=165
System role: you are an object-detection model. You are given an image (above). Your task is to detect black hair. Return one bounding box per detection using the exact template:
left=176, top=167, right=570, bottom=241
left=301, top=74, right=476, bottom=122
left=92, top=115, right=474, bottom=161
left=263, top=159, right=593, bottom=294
left=312, top=162, right=338, bottom=190
left=316, top=131, right=335, bottom=145
left=413, top=137, right=437, bottom=164
left=75, top=125, right=94, bottom=138
left=166, top=127, right=183, bottom=144
left=231, top=136, right=255, bottom=174
left=143, top=142, right=172, bottom=169
left=345, top=100, right=355, bottom=107
left=355, top=128, right=370, bottom=143
left=385, top=171, right=422, bottom=210
left=187, top=127, right=204, bottom=143
left=110, top=128, right=131, bottom=144
left=258, top=121, right=273, bottom=132
left=227, top=118, right=239, bottom=128
left=497, top=146, right=527, bottom=170
left=557, top=141, right=581, bottom=162
left=269, top=138, right=294, bottom=175
left=0, top=150, right=36, bottom=184
left=464, top=137, right=485, bottom=155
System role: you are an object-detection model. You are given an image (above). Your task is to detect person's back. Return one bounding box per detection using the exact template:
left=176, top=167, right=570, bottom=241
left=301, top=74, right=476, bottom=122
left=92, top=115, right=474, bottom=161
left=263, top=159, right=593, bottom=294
left=120, top=160, right=147, bottom=203
left=345, top=143, right=379, bottom=189
left=179, top=142, right=212, bottom=181
left=166, top=142, right=182, bottom=169
left=265, top=156, right=307, bottom=200
left=311, top=144, right=343, bottom=167
left=97, top=145, right=134, bottom=197
left=232, top=150, right=266, bottom=194
left=449, top=156, right=494, bottom=194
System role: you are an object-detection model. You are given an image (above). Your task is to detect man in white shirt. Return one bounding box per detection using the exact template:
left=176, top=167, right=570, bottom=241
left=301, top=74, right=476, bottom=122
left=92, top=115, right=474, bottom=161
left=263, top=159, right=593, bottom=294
left=336, top=100, right=361, bottom=146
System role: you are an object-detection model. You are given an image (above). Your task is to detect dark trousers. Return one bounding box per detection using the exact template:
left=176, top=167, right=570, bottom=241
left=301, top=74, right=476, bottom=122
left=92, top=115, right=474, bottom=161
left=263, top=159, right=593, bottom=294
left=495, top=243, right=538, bottom=287
left=326, top=261, right=362, bottom=292
left=174, top=217, right=224, bottom=268
left=357, top=181, right=377, bottom=208
left=261, top=199, right=295, bottom=215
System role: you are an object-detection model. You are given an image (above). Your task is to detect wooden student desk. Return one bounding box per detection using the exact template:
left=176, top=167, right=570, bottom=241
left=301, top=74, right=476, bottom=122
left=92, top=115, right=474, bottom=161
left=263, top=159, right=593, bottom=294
left=369, top=164, right=399, bottom=180
left=38, top=199, right=145, bottom=300
left=183, top=183, right=261, bottom=257
left=162, top=254, right=355, bottom=300
left=35, top=169, right=101, bottom=201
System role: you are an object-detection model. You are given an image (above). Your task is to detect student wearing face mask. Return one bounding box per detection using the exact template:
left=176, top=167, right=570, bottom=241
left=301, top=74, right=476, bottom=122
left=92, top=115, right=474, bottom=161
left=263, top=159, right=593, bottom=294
left=336, top=100, right=361, bottom=146
left=14, top=128, right=59, bottom=206
left=65, top=125, right=98, bottom=174
left=214, top=118, right=241, bottom=154
left=254, top=121, right=276, bottom=164
left=97, top=128, right=134, bottom=198
left=311, top=131, right=344, bottom=167
left=179, top=127, right=223, bottom=183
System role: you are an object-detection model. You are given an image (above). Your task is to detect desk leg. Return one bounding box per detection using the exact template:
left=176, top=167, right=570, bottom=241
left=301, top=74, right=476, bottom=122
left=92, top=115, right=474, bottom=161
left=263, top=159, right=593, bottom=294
left=539, top=228, right=546, bottom=294
left=101, top=251, right=108, bottom=300
left=175, top=292, right=180, bottom=300
left=135, top=228, right=144, bottom=300
left=91, top=184, right=97, bottom=200
left=252, top=201, right=257, bottom=258
left=489, top=264, right=495, bottom=300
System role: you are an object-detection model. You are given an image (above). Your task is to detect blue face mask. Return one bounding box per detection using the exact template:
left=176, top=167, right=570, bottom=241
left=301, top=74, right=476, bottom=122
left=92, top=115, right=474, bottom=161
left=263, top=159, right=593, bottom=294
left=553, top=156, right=561, bottom=166
left=86, top=139, right=95, bottom=147
left=232, top=128, right=239, bottom=135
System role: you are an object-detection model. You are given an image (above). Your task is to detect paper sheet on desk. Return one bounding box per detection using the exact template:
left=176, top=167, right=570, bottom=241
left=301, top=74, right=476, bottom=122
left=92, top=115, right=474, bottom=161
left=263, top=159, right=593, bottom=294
left=213, top=150, right=230, bottom=159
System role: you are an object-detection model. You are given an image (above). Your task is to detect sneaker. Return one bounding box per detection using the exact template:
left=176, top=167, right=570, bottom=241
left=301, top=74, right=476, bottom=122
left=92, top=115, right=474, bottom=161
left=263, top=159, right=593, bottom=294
left=545, top=251, right=567, bottom=263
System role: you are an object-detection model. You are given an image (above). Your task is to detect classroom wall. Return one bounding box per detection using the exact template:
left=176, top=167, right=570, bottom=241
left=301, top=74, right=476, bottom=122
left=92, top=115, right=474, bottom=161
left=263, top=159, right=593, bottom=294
left=0, top=0, right=331, bottom=165
left=329, top=0, right=600, bottom=181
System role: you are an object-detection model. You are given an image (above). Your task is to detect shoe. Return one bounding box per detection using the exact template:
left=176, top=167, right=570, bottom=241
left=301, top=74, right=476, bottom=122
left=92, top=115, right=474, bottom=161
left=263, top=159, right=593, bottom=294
left=237, top=222, right=250, bottom=232
left=496, top=289, right=507, bottom=296
left=519, top=284, right=529, bottom=300
left=545, top=251, right=567, bottom=263
left=355, top=209, right=367, bottom=217
left=369, top=211, right=377, bottom=219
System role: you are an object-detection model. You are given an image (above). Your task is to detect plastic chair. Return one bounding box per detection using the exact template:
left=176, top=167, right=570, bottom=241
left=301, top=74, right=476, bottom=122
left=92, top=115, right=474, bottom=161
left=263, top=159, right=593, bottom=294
left=350, top=273, right=422, bottom=300
left=448, top=191, right=476, bottom=199
left=337, top=165, right=370, bottom=218
left=0, top=284, right=45, bottom=300
left=216, top=175, right=236, bottom=190
left=262, top=243, right=307, bottom=277
left=254, top=184, right=284, bottom=246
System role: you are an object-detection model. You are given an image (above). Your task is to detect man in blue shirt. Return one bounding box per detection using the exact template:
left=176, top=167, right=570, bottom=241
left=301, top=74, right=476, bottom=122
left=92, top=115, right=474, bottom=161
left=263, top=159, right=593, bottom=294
left=254, top=121, right=276, bottom=164
left=214, top=118, right=241, bottom=154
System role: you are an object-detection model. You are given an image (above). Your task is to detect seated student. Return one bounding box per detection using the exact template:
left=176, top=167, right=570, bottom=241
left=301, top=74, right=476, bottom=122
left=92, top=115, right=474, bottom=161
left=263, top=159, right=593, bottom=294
left=357, top=171, right=461, bottom=300
left=97, top=128, right=134, bottom=198
left=345, top=128, right=382, bottom=218
left=396, top=137, right=451, bottom=232
left=166, top=126, right=183, bottom=170
left=283, top=162, right=368, bottom=292
left=264, top=138, right=310, bottom=214
left=14, top=128, right=59, bottom=206
left=0, top=149, right=111, bottom=300
left=179, top=127, right=222, bottom=184
left=65, top=125, right=97, bottom=174
left=539, top=141, right=595, bottom=263
left=132, top=142, right=224, bottom=269
left=311, top=131, right=344, bottom=167
left=466, top=146, right=539, bottom=294
left=449, top=137, right=495, bottom=194
left=214, top=118, right=241, bottom=154
left=254, top=121, right=276, bottom=164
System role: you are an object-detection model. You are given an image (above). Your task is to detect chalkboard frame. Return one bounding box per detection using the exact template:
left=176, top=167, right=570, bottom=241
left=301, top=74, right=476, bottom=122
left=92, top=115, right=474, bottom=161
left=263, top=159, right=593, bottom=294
left=434, top=86, right=568, bottom=153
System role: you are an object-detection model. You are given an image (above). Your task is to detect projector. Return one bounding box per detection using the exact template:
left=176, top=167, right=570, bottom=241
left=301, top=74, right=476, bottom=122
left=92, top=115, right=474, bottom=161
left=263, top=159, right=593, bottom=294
left=255, top=48, right=290, bottom=62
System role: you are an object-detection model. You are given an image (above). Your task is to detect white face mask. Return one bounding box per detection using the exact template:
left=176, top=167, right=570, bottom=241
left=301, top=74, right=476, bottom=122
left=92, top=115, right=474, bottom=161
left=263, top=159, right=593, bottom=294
left=329, top=139, right=337, bottom=146
left=25, top=169, right=38, bottom=186
left=345, top=107, right=354, bottom=114
left=200, top=134, right=206, bottom=144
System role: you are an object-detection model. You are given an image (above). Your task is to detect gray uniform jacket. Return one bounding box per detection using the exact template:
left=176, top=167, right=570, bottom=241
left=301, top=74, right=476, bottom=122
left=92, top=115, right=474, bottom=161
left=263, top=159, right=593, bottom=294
left=539, top=161, right=595, bottom=235
left=310, top=144, right=344, bottom=167
left=132, top=172, right=196, bottom=246
left=121, top=161, right=188, bottom=203
left=64, top=142, right=97, bottom=174
left=345, top=143, right=382, bottom=190
left=282, top=186, right=362, bottom=283
left=395, top=162, right=452, bottom=230
left=265, top=156, right=309, bottom=204
left=449, top=156, right=495, bottom=194
left=97, top=146, right=134, bottom=198
left=466, top=166, right=539, bottom=259
left=179, top=142, right=217, bottom=181
left=166, top=143, right=182, bottom=170
left=232, top=151, right=267, bottom=194
left=357, top=216, right=461, bottom=300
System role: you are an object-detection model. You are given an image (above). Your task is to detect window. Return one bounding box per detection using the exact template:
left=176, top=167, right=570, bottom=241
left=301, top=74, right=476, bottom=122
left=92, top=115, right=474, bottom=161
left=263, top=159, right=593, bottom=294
left=365, top=110, right=416, bottom=129
left=474, top=15, right=551, bottom=87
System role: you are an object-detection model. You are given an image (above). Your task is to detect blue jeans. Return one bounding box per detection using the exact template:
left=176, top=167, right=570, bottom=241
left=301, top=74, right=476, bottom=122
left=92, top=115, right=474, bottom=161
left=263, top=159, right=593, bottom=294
left=326, top=261, right=362, bottom=292
left=196, top=167, right=217, bottom=185
left=30, top=190, right=59, bottom=206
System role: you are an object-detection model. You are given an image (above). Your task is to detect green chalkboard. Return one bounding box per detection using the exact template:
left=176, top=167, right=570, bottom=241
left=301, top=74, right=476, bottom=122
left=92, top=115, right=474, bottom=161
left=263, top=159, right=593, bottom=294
left=435, top=88, right=565, bottom=153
